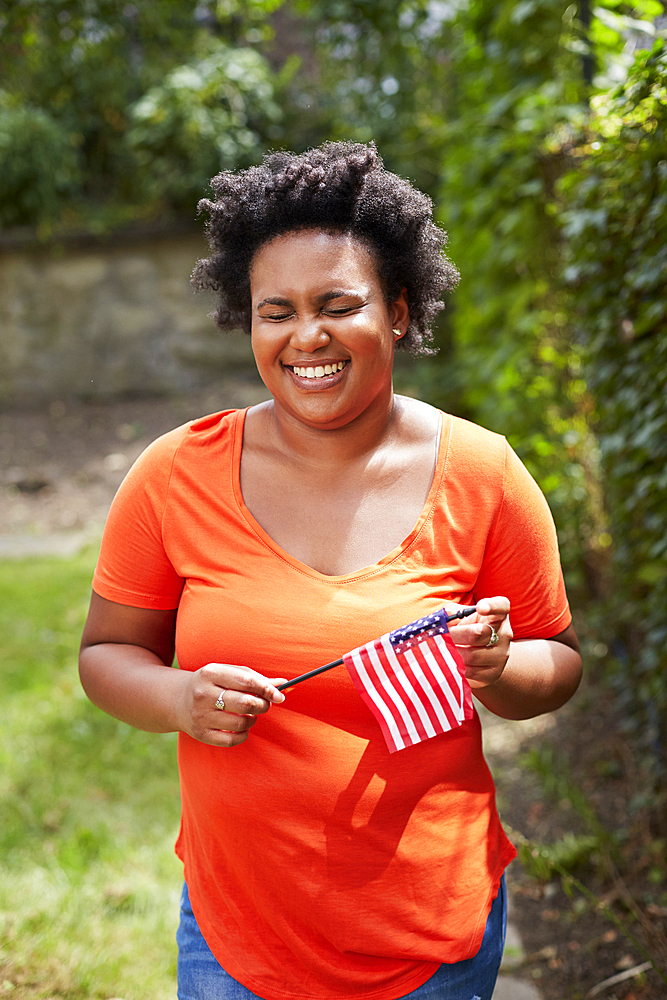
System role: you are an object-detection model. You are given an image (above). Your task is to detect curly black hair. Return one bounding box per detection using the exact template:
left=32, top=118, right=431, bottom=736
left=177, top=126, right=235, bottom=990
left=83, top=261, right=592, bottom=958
left=192, top=141, right=459, bottom=355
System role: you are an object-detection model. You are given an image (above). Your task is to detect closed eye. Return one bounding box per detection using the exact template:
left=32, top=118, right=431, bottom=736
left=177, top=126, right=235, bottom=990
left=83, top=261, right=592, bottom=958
left=324, top=303, right=364, bottom=315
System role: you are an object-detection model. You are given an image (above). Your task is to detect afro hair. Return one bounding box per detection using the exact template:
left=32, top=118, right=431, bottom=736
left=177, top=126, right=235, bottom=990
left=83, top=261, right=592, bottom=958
left=192, top=141, right=459, bottom=354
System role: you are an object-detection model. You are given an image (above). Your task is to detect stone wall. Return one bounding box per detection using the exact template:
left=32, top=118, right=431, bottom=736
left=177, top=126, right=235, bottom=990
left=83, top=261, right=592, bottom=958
left=0, top=227, right=255, bottom=408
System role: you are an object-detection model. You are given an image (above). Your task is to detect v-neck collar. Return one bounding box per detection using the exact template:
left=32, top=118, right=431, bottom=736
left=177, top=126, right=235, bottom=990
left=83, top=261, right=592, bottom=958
left=230, top=407, right=450, bottom=583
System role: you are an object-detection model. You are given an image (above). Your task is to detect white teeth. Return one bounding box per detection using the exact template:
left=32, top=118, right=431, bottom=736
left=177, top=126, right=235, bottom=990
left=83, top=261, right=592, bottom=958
left=292, top=361, right=346, bottom=378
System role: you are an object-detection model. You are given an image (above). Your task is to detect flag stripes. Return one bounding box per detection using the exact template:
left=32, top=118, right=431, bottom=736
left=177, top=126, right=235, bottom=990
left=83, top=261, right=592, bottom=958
left=344, top=629, right=473, bottom=753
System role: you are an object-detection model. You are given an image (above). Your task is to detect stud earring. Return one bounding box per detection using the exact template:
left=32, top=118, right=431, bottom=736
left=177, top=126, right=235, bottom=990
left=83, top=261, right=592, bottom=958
left=393, top=328, right=402, bottom=337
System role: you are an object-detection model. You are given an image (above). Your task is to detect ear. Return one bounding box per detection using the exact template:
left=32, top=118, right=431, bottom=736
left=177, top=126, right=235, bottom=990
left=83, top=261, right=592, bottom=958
left=390, top=288, right=409, bottom=340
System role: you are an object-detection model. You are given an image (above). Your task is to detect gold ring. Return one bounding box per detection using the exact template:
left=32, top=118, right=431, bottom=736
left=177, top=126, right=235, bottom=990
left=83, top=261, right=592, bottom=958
left=486, top=627, right=499, bottom=648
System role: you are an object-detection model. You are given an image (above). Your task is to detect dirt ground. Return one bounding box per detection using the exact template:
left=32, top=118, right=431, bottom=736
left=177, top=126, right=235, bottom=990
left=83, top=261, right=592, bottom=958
left=2, top=381, right=667, bottom=999
left=490, top=694, right=667, bottom=1000
left=0, top=375, right=269, bottom=545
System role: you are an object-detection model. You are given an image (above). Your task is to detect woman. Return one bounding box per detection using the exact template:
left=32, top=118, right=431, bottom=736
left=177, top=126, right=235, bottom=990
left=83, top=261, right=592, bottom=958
left=79, top=142, right=582, bottom=1000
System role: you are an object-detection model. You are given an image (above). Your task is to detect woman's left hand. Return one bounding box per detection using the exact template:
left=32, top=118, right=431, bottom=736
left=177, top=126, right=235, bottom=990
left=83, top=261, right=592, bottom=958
left=446, top=596, right=512, bottom=690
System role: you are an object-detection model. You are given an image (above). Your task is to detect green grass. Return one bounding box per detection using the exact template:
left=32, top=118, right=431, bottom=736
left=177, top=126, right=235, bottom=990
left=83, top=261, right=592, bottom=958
left=0, top=550, right=181, bottom=999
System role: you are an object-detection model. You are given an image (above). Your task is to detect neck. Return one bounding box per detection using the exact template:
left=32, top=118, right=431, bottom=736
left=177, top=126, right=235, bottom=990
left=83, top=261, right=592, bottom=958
left=255, top=386, right=401, bottom=467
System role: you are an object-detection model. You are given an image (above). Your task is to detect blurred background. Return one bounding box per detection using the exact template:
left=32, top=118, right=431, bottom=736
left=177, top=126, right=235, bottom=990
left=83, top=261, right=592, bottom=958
left=1, top=2, right=666, bottom=997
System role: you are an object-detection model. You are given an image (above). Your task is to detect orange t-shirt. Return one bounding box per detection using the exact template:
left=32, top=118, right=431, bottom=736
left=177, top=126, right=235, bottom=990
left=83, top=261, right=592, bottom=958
left=93, top=407, right=570, bottom=1000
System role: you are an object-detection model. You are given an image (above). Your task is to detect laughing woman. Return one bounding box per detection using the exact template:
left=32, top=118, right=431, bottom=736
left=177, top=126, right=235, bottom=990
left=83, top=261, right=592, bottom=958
left=79, top=142, right=581, bottom=1000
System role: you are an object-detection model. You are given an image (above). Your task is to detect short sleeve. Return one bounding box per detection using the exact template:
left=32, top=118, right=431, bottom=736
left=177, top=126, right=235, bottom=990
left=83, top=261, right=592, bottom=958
left=473, top=442, right=571, bottom=639
left=92, top=426, right=187, bottom=610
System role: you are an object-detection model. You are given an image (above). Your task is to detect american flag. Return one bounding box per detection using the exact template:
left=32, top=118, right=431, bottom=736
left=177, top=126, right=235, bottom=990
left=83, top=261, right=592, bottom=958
left=342, top=608, right=474, bottom=753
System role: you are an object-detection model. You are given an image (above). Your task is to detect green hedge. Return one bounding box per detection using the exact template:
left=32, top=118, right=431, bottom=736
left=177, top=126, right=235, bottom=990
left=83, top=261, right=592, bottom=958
left=562, top=40, right=667, bottom=775
left=0, top=0, right=287, bottom=229
left=0, top=102, right=81, bottom=226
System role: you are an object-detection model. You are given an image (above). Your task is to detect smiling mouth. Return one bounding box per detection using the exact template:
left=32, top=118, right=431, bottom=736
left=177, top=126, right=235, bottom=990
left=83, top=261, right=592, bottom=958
left=285, top=361, right=348, bottom=380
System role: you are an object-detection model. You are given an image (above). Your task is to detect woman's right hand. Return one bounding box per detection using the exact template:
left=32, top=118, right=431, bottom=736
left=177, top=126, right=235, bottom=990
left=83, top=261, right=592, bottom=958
left=177, top=663, right=287, bottom=748
left=79, top=593, right=286, bottom=746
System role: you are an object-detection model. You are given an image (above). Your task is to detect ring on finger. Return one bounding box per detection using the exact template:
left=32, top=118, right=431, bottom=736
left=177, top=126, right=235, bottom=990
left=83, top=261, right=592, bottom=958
left=214, top=689, right=227, bottom=711
left=485, top=626, right=499, bottom=648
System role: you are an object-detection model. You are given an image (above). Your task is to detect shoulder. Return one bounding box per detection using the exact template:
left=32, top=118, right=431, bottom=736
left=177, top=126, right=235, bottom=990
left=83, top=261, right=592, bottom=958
left=114, top=409, right=242, bottom=507
left=442, top=416, right=553, bottom=520
left=443, top=412, right=506, bottom=454
left=396, top=397, right=506, bottom=451
left=394, top=397, right=510, bottom=488
left=438, top=412, right=509, bottom=496
left=393, top=395, right=442, bottom=446
left=129, top=408, right=241, bottom=472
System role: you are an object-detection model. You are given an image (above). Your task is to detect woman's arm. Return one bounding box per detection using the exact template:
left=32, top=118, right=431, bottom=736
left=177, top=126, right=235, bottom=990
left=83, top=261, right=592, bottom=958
left=79, top=592, right=286, bottom=747
left=449, top=597, right=582, bottom=721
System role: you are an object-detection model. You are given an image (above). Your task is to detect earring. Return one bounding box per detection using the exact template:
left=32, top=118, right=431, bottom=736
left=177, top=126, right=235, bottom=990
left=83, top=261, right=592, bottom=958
left=393, top=328, right=402, bottom=337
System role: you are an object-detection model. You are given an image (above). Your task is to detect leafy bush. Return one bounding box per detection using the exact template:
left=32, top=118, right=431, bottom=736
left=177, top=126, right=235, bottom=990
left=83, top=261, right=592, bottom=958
left=127, top=39, right=284, bottom=209
left=0, top=100, right=81, bottom=226
left=518, top=832, right=602, bottom=882
left=561, top=40, right=667, bottom=776
left=424, top=0, right=608, bottom=605
left=0, top=0, right=288, bottom=227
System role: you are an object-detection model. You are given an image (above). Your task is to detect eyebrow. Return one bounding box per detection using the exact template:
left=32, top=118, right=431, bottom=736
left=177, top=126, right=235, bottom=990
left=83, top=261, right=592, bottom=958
left=256, top=290, right=361, bottom=310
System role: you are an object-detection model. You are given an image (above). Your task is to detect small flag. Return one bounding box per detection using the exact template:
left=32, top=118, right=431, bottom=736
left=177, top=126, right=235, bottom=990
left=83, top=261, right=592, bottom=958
left=342, top=607, right=474, bottom=753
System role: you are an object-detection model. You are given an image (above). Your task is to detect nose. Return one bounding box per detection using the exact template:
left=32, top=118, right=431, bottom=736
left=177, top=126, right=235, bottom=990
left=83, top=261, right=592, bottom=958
left=289, top=318, right=331, bottom=353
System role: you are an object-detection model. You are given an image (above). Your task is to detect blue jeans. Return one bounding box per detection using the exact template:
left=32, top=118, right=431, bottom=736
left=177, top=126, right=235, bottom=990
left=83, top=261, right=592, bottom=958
left=177, top=877, right=506, bottom=1000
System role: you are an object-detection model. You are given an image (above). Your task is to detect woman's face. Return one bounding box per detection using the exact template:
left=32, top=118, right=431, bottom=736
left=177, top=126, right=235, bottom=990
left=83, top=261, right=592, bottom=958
left=249, top=230, right=408, bottom=431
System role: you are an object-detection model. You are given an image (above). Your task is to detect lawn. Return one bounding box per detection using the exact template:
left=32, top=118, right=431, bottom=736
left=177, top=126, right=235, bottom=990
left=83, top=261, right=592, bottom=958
left=0, top=550, right=182, bottom=999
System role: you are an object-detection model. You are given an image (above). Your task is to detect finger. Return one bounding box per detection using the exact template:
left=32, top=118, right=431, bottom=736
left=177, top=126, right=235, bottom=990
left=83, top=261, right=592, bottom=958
left=200, top=663, right=286, bottom=705
left=474, top=596, right=510, bottom=619
left=200, top=725, right=254, bottom=749
left=463, top=643, right=507, bottom=668
left=210, top=711, right=258, bottom=735
left=465, top=666, right=505, bottom=690
left=212, top=688, right=277, bottom=717
left=449, top=622, right=503, bottom=647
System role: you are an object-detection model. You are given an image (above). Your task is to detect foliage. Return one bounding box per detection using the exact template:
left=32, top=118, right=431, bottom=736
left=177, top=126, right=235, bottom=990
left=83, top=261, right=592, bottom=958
left=518, top=831, right=601, bottom=882
left=561, top=40, right=667, bottom=775
left=431, top=4, right=667, bottom=783
left=291, top=0, right=456, bottom=196
left=424, top=0, right=608, bottom=604
left=521, top=745, right=612, bottom=841
left=0, top=551, right=180, bottom=997
left=0, top=0, right=288, bottom=228
left=0, top=98, right=81, bottom=226
left=1, top=0, right=666, bottom=789
left=301, top=0, right=667, bottom=786
left=127, top=37, right=285, bottom=210
left=509, top=825, right=667, bottom=985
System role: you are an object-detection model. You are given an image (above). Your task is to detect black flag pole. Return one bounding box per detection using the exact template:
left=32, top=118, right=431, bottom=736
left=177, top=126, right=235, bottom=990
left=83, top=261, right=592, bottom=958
left=276, top=605, right=478, bottom=691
